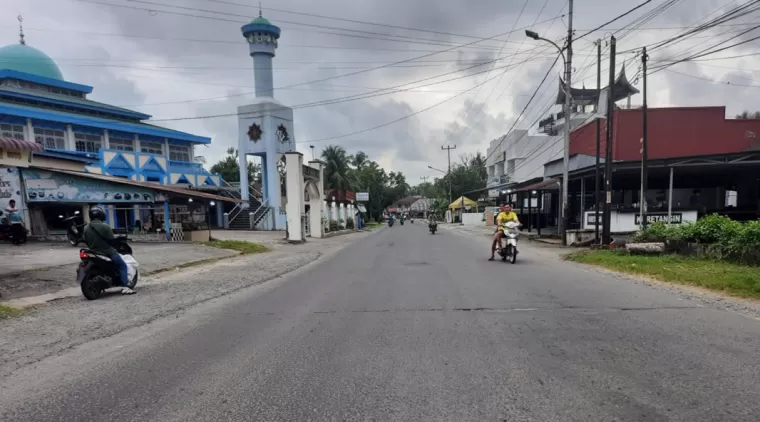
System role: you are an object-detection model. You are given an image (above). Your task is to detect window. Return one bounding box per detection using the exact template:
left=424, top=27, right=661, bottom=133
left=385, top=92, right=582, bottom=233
left=1, top=123, right=25, bottom=141
left=33, top=127, right=66, bottom=149
left=140, top=141, right=163, bottom=155
left=109, top=136, right=134, bottom=151
left=169, top=144, right=191, bottom=162
left=74, top=132, right=103, bottom=153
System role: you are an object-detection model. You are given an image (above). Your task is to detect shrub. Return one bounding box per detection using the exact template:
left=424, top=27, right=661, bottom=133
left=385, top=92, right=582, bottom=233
left=632, top=222, right=671, bottom=242
left=329, top=219, right=339, bottom=232
left=345, top=217, right=355, bottom=229
left=633, top=214, right=760, bottom=246
left=736, top=220, right=760, bottom=245
left=687, top=214, right=743, bottom=244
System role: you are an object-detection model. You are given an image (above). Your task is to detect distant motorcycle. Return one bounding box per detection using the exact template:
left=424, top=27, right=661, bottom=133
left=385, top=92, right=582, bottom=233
left=429, top=221, right=437, bottom=234
left=0, top=210, right=28, bottom=244
left=496, top=221, right=520, bottom=264
left=388, top=218, right=394, bottom=227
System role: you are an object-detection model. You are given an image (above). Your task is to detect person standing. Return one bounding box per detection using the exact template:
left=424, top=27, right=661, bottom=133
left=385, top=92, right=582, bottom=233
left=5, top=199, right=25, bottom=245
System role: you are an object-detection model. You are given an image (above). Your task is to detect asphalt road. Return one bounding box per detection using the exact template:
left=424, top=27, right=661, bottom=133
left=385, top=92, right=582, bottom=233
left=2, top=224, right=759, bottom=421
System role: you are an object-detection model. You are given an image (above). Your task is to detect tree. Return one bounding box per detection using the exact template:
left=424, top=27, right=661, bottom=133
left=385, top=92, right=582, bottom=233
left=209, top=147, right=260, bottom=185
left=735, top=110, right=760, bottom=119
left=321, top=145, right=354, bottom=190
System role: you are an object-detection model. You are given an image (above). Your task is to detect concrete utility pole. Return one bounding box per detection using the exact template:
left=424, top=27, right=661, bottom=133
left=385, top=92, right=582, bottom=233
left=602, top=36, right=617, bottom=245
left=594, top=39, right=602, bottom=243
left=420, top=176, right=429, bottom=218
left=640, top=46, right=649, bottom=228
left=441, top=145, right=456, bottom=205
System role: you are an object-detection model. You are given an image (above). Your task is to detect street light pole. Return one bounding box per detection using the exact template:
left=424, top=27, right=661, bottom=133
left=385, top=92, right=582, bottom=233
left=526, top=0, right=573, bottom=245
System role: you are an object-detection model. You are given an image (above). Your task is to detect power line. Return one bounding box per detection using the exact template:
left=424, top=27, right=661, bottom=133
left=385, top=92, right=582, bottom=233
left=575, top=0, right=653, bottom=41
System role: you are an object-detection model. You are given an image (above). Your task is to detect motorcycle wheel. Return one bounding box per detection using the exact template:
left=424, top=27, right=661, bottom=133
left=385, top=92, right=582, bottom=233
left=81, top=274, right=103, bottom=300
left=510, top=246, right=517, bottom=264
left=67, top=232, right=78, bottom=246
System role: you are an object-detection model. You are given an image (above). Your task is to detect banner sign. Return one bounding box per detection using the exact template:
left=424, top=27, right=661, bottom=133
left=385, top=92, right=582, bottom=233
left=22, top=169, right=156, bottom=203
left=635, top=213, right=683, bottom=225
left=356, top=192, right=369, bottom=201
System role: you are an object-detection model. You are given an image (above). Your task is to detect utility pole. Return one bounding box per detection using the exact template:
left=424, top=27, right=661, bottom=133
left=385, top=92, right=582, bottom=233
left=594, top=39, right=602, bottom=243
left=640, top=46, right=649, bottom=228
left=602, top=36, right=616, bottom=245
left=560, top=0, right=574, bottom=246
left=420, top=176, right=429, bottom=219
left=441, top=145, right=456, bottom=205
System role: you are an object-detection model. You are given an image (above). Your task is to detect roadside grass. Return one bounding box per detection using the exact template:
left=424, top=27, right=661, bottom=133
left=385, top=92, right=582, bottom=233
left=0, top=304, right=23, bottom=319
left=565, top=250, right=760, bottom=299
left=204, top=240, right=270, bottom=255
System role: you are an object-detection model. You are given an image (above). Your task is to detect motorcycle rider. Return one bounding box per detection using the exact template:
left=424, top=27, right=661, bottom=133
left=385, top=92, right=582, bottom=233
left=83, top=206, right=135, bottom=295
left=489, top=203, right=521, bottom=261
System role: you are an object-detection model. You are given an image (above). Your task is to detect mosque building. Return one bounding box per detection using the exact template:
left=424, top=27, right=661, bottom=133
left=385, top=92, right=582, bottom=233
left=0, top=19, right=235, bottom=238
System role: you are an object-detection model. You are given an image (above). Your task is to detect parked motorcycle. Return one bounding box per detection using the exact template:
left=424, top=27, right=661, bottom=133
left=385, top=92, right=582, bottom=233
left=62, top=211, right=85, bottom=246
left=496, top=221, right=520, bottom=264
left=77, top=236, right=138, bottom=300
left=429, top=221, right=438, bottom=234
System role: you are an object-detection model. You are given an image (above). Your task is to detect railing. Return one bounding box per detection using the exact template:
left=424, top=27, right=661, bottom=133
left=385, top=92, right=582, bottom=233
left=223, top=179, right=267, bottom=227
left=250, top=199, right=271, bottom=230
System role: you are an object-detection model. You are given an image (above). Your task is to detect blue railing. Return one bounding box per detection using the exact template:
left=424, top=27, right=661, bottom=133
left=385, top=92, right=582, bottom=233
left=168, top=160, right=205, bottom=172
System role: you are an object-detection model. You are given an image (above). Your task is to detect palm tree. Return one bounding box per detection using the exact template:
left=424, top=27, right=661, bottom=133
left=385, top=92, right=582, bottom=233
left=350, top=151, right=369, bottom=171
left=321, top=145, right=353, bottom=190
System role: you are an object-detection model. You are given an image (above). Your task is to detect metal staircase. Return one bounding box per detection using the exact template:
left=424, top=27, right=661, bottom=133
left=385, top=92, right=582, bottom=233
left=221, top=180, right=272, bottom=230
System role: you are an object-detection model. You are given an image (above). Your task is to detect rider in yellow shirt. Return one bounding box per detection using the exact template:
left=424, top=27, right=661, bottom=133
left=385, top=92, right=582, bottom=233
left=489, top=203, right=521, bottom=261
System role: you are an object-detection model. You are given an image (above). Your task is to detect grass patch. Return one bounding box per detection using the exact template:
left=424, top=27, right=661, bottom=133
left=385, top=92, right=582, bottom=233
left=204, top=240, right=270, bottom=254
left=0, top=304, right=23, bottom=319
left=566, top=250, right=760, bottom=299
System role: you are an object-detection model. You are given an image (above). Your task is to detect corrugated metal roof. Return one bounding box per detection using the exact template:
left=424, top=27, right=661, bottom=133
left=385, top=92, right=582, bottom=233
left=0, top=137, right=43, bottom=151
left=39, top=168, right=240, bottom=203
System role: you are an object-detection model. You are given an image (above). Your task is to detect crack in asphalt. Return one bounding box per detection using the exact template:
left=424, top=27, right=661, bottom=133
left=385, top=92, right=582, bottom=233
left=202, top=305, right=705, bottom=316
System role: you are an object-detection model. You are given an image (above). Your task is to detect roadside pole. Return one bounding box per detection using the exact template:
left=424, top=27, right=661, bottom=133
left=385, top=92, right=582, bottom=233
left=594, top=39, right=601, bottom=243
left=602, top=36, right=616, bottom=245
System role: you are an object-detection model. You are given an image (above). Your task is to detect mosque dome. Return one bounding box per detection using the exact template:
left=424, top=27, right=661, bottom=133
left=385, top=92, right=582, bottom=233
left=0, top=43, right=63, bottom=81
left=250, top=16, right=272, bottom=25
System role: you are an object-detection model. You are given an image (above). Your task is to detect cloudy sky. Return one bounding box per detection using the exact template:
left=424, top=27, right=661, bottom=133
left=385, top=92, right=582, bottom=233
left=4, top=0, right=759, bottom=183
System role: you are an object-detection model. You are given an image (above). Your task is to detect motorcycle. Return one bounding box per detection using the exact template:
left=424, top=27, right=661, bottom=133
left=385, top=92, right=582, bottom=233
left=400, top=219, right=404, bottom=226
left=410, top=218, right=414, bottom=224
left=496, top=221, right=520, bottom=264
left=62, top=211, right=85, bottom=246
left=77, top=236, right=139, bottom=300
left=429, top=221, right=438, bottom=234
left=388, top=218, right=394, bottom=227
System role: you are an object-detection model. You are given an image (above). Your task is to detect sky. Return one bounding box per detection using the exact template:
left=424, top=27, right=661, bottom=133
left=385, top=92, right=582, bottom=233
left=3, top=0, right=760, bottom=184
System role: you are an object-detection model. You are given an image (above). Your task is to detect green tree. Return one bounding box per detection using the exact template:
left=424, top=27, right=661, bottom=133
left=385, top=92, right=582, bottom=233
left=735, top=110, right=760, bottom=119
left=321, top=145, right=354, bottom=190
left=209, top=147, right=260, bottom=184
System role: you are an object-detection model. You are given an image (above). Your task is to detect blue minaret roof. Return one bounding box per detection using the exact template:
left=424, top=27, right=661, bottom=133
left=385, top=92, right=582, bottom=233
left=241, top=13, right=281, bottom=40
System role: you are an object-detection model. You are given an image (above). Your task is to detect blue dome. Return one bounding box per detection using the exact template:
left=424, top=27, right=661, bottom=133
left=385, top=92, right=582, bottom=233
left=0, top=43, right=63, bottom=81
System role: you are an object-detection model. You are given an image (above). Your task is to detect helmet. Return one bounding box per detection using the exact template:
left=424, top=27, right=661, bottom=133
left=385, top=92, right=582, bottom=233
left=89, top=206, right=106, bottom=222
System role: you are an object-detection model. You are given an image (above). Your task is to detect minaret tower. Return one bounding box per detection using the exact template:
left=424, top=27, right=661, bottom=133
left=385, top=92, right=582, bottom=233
left=242, top=8, right=280, bottom=98
left=237, top=10, right=294, bottom=230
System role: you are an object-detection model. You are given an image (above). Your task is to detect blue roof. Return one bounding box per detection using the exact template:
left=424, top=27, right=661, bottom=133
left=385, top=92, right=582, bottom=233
left=241, top=23, right=281, bottom=38
left=0, top=85, right=151, bottom=120
left=0, top=69, right=93, bottom=94
left=0, top=102, right=211, bottom=144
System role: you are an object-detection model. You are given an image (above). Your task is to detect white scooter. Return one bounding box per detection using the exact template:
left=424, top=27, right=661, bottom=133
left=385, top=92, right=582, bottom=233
left=496, top=221, right=520, bottom=264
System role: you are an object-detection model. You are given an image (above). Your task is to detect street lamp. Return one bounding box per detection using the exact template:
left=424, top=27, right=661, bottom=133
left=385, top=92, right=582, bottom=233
left=526, top=28, right=572, bottom=246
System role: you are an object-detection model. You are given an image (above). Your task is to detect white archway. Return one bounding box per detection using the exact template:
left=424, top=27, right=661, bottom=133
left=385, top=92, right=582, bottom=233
left=284, top=152, right=324, bottom=242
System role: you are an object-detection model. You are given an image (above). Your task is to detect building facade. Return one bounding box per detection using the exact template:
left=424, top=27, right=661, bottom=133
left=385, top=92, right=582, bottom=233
left=0, top=40, right=222, bottom=187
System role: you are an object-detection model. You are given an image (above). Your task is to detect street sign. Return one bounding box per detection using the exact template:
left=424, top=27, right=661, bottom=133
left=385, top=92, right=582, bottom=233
left=635, top=213, right=683, bottom=225
left=356, top=192, right=369, bottom=201
left=488, top=189, right=499, bottom=198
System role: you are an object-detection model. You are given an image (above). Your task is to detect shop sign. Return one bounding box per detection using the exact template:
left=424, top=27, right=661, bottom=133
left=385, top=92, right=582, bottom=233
left=635, top=213, right=683, bottom=225
left=22, top=169, right=156, bottom=203
left=0, top=148, right=30, bottom=167
left=356, top=192, right=369, bottom=201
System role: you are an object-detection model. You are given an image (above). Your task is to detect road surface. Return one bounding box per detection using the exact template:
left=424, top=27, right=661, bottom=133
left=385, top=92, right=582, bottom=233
left=2, top=224, right=759, bottom=421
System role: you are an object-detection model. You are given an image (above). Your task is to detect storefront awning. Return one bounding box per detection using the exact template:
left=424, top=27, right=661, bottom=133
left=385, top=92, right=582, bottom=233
left=0, top=137, right=44, bottom=152
left=37, top=168, right=241, bottom=203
